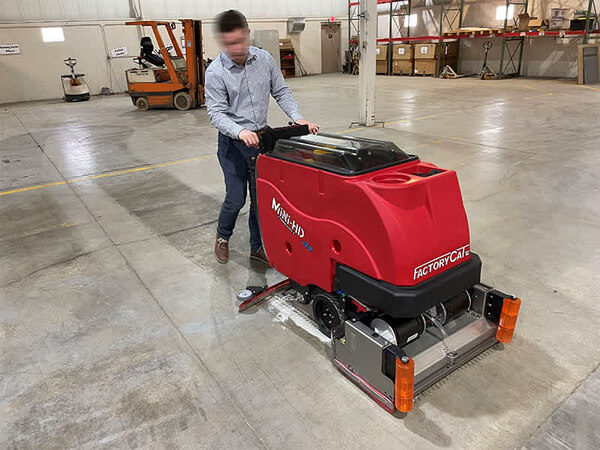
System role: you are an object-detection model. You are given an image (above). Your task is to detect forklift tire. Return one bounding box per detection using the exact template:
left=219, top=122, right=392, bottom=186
left=174, top=91, right=193, bottom=111
left=135, top=97, right=149, bottom=111
left=312, top=292, right=345, bottom=338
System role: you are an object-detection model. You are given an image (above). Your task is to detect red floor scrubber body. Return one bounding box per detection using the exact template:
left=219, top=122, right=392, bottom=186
left=249, top=125, right=521, bottom=414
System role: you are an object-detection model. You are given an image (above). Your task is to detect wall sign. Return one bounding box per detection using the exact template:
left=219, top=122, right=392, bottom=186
left=420, top=46, right=429, bottom=54
left=0, top=44, right=21, bottom=55
left=398, top=47, right=405, bottom=55
left=110, top=46, right=129, bottom=57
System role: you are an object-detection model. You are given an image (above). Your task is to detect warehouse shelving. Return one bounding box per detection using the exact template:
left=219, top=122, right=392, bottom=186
left=348, top=0, right=600, bottom=78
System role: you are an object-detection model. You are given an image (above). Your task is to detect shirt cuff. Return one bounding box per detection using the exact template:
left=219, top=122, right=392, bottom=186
left=290, top=112, right=303, bottom=123
left=228, top=123, right=245, bottom=140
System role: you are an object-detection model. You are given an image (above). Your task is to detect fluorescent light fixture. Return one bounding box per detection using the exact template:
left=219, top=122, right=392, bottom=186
left=42, top=27, right=65, bottom=42
left=404, top=14, right=417, bottom=28
left=495, top=5, right=515, bottom=21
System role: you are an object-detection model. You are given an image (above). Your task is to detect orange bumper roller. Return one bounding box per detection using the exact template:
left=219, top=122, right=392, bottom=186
left=394, top=356, right=415, bottom=413
left=495, top=297, right=521, bottom=343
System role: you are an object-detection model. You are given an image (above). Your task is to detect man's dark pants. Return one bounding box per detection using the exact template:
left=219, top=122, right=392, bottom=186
left=216, top=132, right=262, bottom=251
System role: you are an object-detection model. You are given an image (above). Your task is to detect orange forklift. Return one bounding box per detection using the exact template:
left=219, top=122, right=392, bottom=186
left=125, top=19, right=204, bottom=111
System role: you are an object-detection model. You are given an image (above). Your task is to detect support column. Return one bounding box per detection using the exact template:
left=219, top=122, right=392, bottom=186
left=358, top=0, right=377, bottom=126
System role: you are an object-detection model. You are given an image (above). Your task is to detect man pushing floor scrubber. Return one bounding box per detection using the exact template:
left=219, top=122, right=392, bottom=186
left=206, top=10, right=522, bottom=415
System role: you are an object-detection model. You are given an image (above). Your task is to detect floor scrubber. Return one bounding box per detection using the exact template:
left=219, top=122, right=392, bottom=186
left=61, top=57, right=90, bottom=102
left=240, top=125, right=521, bottom=414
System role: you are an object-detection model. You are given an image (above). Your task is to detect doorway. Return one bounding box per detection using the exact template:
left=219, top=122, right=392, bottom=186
left=321, top=22, right=341, bottom=73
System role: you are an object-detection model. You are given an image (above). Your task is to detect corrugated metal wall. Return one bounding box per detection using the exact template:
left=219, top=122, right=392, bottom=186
left=0, top=0, right=348, bottom=22
left=0, top=0, right=132, bottom=22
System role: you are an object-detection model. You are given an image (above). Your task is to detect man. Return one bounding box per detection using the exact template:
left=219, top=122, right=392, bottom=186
left=205, top=10, right=319, bottom=264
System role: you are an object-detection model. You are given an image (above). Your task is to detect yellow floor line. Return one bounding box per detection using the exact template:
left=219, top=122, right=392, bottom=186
left=576, top=84, right=600, bottom=92
left=0, top=155, right=212, bottom=197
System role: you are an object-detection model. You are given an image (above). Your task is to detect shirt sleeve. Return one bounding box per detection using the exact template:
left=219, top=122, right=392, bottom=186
left=205, top=67, right=245, bottom=139
left=268, top=53, right=303, bottom=123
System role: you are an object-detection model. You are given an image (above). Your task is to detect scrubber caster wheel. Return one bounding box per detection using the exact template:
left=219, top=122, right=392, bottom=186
left=312, top=293, right=345, bottom=338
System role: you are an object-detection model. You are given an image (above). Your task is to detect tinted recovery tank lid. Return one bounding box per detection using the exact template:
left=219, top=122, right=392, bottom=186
left=272, top=133, right=417, bottom=175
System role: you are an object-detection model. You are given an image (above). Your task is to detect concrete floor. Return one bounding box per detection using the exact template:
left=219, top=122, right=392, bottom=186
left=1, top=73, right=599, bottom=449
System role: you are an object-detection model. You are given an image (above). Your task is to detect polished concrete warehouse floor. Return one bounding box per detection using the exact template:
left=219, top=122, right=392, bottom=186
left=1, top=74, right=599, bottom=449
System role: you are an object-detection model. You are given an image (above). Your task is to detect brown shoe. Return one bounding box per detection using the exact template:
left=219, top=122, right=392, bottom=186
left=250, top=247, right=269, bottom=265
left=215, top=234, right=229, bottom=264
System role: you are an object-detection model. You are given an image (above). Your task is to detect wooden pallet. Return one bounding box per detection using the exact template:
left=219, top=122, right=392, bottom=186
left=442, top=26, right=512, bottom=37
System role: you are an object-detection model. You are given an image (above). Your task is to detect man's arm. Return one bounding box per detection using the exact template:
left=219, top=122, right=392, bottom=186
left=205, top=68, right=244, bottom=139
left=268, top=54, right=319, bottom=134
left=268, top=54, right=303, bottom=123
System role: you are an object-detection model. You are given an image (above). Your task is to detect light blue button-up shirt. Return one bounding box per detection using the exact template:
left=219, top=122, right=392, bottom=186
left=205, top=46, right=303, bottom=139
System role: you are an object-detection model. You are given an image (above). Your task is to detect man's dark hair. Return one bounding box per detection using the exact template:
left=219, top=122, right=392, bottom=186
left=215, top=10, right=249, bottom=33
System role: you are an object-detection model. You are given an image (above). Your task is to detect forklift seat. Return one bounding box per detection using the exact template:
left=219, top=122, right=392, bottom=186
left=140, top=37, right=165, bottom=67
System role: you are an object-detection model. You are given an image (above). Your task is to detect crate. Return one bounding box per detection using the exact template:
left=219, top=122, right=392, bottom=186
left=376, top=60, right=388, bottom=74
left=414, top=43, right=437, bottom=59
left=392, top=59, right=413, bottom=75
left=392, top=44, right=413, bottom=60
left=376, top=45, right=388, bottom=61
left=414, top=59, right=437, bottom=76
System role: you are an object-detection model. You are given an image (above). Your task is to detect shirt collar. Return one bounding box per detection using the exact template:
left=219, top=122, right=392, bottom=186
left=221, top=47, right=257, bottom=69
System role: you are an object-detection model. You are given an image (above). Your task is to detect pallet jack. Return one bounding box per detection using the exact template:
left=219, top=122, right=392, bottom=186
left=479, top=41, right=498, bottom=80
left=124, top=19, right=205, bottom=111
left=61, top=57, right=90, bottom=102
left=238, top=125, right=521, bottom=414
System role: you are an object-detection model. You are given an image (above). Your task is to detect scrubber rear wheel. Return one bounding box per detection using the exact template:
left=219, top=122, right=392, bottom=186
left=312, top=293, right=345, bottom=337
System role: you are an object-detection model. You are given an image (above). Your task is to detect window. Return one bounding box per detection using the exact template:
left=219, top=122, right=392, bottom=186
left=495, top=5, right=515, bottom=21
left=404, top=14, right=417, bottom=28
left=41, top=27, right=64, bottom=42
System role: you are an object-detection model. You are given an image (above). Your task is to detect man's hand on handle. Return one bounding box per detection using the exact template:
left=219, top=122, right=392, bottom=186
left=296, top=119, right=319, bottom=135
left=239, top=129, right=260, bottom=148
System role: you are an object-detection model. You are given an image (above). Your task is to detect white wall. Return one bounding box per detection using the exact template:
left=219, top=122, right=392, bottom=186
left=0, top=0, right=348, bottom=22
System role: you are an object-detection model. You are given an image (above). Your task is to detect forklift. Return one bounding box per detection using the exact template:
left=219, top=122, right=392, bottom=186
left=125, top=19, right=205, bottom=111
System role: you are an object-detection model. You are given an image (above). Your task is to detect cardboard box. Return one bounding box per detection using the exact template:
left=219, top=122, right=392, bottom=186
left=414, top=59, right=437, bottom=75
left=528, top=18, right=545, bottom=28
left=549, top=18, right=570, bottom=30
left=518, top=13, right=533, bottom=31
left=550, top=8, right=570, bottom=20
left=392, top=44, right=413, bottom=60
left=392, top=59, right=413, bottom=75
left=415, top=43, right=437, bottom=59
left=376, top=45, right=388, bottom=61
left=376, top=60, right=388, bottom=74
left=279, top=38, right=294, bottom=50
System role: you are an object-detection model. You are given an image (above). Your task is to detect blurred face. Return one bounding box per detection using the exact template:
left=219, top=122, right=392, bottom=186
left=219, top=27, right=250, bottom=64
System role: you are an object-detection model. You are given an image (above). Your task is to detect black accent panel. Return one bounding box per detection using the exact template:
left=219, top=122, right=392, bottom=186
left=261, top=124, right=310, bottom=154
left=382, top=344, right=407, bottom=381
left=484, top=289, right=513, bottom=324
left=335, top=254, right=482, bottom=318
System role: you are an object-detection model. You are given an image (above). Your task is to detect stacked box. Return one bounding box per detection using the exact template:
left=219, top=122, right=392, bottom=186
left=414, top=43, right=438, bottom=75
left=392, top=44, right=413, bottom=75
left=413, top=42, right=459, bottom=76
left=549, top=8, right=570, bottom=30
left=376, top=45, right=388, bottom=74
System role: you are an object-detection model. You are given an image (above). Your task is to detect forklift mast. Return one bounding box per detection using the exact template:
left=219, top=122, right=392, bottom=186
left=182, top=19, right=205, bottom=106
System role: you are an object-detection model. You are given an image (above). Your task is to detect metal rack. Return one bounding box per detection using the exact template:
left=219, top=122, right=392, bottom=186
left=437, top=0, right=465, bottom=74
left=349, top=0, right=600, bottom=78
left=348, top=1, right=411, bottom=75
left=499, top=0, right=528, bottom=77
